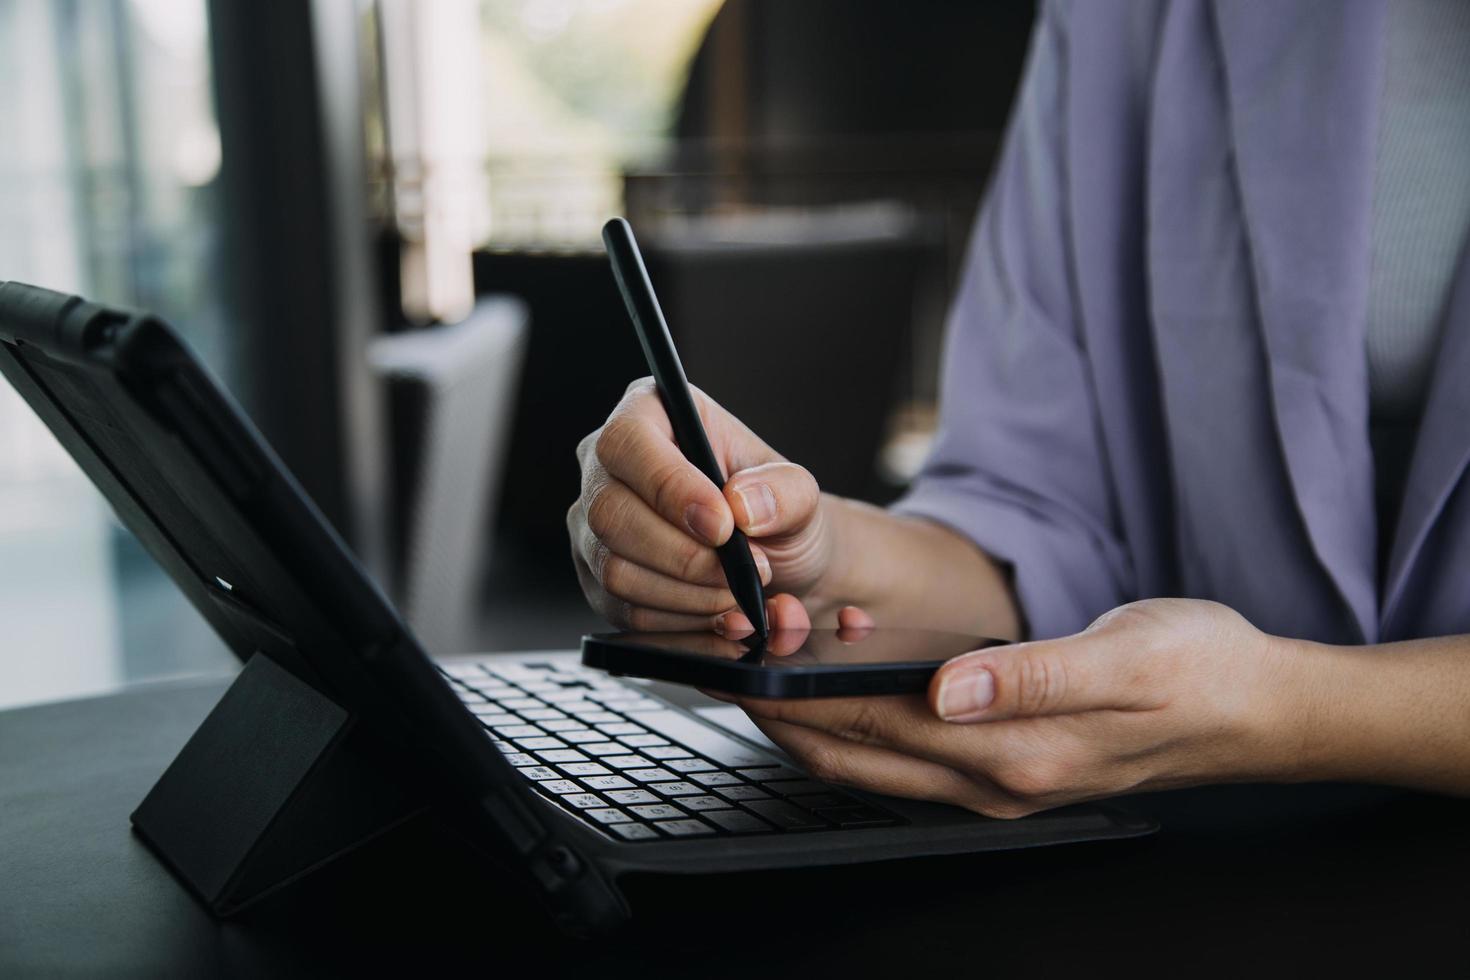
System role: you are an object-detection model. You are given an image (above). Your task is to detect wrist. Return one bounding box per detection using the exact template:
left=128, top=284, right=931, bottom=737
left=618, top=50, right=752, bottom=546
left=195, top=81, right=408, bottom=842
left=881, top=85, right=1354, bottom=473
left=1256, top=634, right=1382, bottom=784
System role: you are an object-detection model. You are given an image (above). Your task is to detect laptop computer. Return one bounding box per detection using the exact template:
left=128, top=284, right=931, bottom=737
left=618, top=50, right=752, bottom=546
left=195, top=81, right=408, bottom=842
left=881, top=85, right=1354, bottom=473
left=0, top=281, right=1155, bottom=936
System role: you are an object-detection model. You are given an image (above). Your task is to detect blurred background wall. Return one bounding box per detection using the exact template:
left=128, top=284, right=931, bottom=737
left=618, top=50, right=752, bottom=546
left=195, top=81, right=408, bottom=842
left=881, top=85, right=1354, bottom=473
left=0, top=0, right=1034, bottom=709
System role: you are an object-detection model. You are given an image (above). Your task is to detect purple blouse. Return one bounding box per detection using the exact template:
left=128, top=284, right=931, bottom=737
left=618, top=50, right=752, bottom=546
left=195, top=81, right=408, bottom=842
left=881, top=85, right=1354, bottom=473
left=895, top=1, right=1470, bottom=644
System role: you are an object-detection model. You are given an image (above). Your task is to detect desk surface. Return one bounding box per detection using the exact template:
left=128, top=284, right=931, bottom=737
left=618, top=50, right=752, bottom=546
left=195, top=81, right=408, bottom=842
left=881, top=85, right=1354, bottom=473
left=2, top=675, right=1466, bottom=977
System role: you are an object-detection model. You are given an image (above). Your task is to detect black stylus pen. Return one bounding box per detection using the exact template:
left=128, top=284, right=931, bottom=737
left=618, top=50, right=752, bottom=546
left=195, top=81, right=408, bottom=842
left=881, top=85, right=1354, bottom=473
left=602, top=217, right=770, bottom=640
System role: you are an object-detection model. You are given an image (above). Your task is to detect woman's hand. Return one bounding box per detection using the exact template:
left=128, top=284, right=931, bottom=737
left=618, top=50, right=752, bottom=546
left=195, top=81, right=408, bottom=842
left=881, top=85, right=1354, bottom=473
left=733, top=598, right=1308, bottom=817
left=569, top=379, right=839, bottom=632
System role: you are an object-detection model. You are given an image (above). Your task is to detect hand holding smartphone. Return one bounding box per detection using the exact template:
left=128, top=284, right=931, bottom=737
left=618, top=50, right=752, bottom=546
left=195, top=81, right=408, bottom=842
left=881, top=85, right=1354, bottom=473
left=581, top=627, right=1009, bottom=698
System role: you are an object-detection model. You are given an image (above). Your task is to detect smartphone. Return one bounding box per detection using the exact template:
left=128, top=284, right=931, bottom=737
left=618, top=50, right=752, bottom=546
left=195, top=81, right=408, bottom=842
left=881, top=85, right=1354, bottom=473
left=580, top=628, right=1009, bottom=698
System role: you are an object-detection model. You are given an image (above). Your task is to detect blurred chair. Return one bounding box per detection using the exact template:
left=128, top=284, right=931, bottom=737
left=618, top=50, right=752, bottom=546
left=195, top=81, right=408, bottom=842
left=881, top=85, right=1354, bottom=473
left=369, top=297, right=528, bottom=653
left=650, top=204, right=937, bottom=503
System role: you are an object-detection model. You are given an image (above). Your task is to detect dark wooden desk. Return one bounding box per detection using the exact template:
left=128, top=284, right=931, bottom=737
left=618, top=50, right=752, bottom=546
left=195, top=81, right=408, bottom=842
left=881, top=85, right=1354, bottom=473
left=2, top=676, right=1465, bottom=977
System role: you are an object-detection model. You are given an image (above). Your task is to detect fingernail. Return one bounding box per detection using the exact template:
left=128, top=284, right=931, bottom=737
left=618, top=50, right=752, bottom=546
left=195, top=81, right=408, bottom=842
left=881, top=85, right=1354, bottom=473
left=753, top=549, right=772, bottom=584
left=733, top=483, right=777, bottom=532
left=937, top=667, right=995, bottom=722
left=685, top=503, right=726, bottom=545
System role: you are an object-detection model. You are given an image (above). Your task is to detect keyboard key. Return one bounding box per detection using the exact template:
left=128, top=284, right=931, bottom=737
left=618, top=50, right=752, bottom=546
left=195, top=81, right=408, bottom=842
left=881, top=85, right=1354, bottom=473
left=586, top=808, right=633, bottom=825
left=641, top=744, right=693, bottom=760
left=536, top=749, right=589, bottom=764
left=518, top=682, right=557, bottom=693
left=636, top=710, right=779, bottom=768
left=494, top=725, right=545, bottom=739
left=814, top=805, right=899, bottom=828
left=713, top=785, right=771, bottom=802
left=456, top=690, right=488, bottom=703
left=517, top=766, right=561, bottom=781
left=581, top=774, right=635, bottom=791
left=789, top=793, right=857, bottom=811
left=539, top=719, right=583, bottom=732
left=559, top=729, right=605, bottom=744
left=680, top=795, right=729, bottom=811
left=618, top=734, right=669, bottom=748
left=611, top=823, right=660, bottom=841
left=515, top=737, right=567, bottom=751
left=602, top=755, right=654, bottom=770
left=502, top=752, right=537, bottom=767
left=581, top=742, right=628, bottom=756
left=736, top=766, right=801, bottom=782
left=540, top=780, right=581, bottom=795
left=666, top=758, right=717, bottom=774
left=520, top=709, right=567, bottom=721
left=650, top=781, right=703, bottom=797
left=573, top=711, right=621, bottom=725
left=763, top=779, right=829, bottom=797
left=444, top=663, right=488, bottom=678
left=703, top=809, right=773, bottom=834
left=605, top=789, right=658, bottom=805
left=620, top=699, right=664, bottom=713
left=652, top=819, right=714, bottom=837
left=501, top=698, right=545, bottom=711
left=540, top=689, right=591, bottom=703
left=627, top=768, right=677, bottom=783
left=744, top=799, right=828, bottom=830
left=628, top=804, right=685, bottom=820
left=689, top=772, right=742, bottom=787
left=596, top=723, right=646, bottom=736
left=559, top=762, right=611, bottom=777
left=561, top=793, right=605, bottom=809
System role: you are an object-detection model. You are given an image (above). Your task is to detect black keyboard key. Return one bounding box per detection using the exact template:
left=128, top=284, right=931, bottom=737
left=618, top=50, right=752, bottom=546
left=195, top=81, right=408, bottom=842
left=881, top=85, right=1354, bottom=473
left=788, top=793, right=856, bottom=811
left=679, top=795, right=728, bottom=811
left=713, top=785, right=771, bottom=802
left=762, top=779, right=828, bottom=797
left=611, top=823, right=659, bottom=841
left=581, top=774, right=634, bottom=791
left=689, top=772, right=742, bottom=787
left=628, top=804, right=685, bottom=820
left=605, top=789, right=658, bottom=805
left=652, top=819, right=714, bottom=837
left=703, top=809, right=773, bottom=834
left=627, top=768, right=677, bottom=783
left=517, top=766, right=561, bottom=781
left=736, top=766, right=801, bottom=782
left=666, top=758, right=717, bottom=774
left=649, top=781, right=703, bottom=797
left=744, top=800, right=828, bottom=830
left=814, top=805, right=899, bottom=828
left=561, top=793, right=605, bottom=809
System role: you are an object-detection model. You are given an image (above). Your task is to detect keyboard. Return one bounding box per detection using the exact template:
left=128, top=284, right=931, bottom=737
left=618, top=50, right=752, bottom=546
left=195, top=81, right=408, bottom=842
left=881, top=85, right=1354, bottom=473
left=441, top=659, right=903, bottom=842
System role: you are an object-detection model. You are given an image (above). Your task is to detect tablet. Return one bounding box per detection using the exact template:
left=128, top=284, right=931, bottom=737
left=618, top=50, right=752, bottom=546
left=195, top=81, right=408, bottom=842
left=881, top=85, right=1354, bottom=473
left=581, top=628, right=1009, bottom=698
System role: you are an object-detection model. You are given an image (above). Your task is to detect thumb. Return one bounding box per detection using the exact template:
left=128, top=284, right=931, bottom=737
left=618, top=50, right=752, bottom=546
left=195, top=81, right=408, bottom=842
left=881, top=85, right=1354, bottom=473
left=929, top=631, right=1141, bottom=724
left=724, top=461, right=821, bottom=540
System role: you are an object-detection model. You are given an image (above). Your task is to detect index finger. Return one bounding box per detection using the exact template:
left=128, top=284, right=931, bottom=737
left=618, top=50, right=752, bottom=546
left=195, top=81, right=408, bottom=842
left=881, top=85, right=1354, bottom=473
left=594, top=398, right=732, bottom=547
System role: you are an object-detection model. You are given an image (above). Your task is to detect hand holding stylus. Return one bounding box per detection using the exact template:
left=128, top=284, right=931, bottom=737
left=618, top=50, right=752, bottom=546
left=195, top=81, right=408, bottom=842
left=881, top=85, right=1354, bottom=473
left=569, top=378, right=838, bottom=635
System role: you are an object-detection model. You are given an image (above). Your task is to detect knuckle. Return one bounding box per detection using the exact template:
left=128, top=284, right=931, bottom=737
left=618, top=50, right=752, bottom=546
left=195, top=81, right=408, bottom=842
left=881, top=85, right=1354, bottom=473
left=649, top=461, right=696, bottom=519
left=623, top=376, right=656, bottom=398
left=600, top=555, right=632, bottom=598
left=593, top=416, right=638, bottom=470
left=992, top=754, right=1065, bottom=802
left=798, top=744, right=848, bottom=785
left=675, top=541, right=711, bottom=584
left=624, top=605, right=660, bottom=632
left=838, top=701, right=887, bottom=746
left=1013, top=653, right=1068, bottom=716
left=583, top=481, right=622, bottom=539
